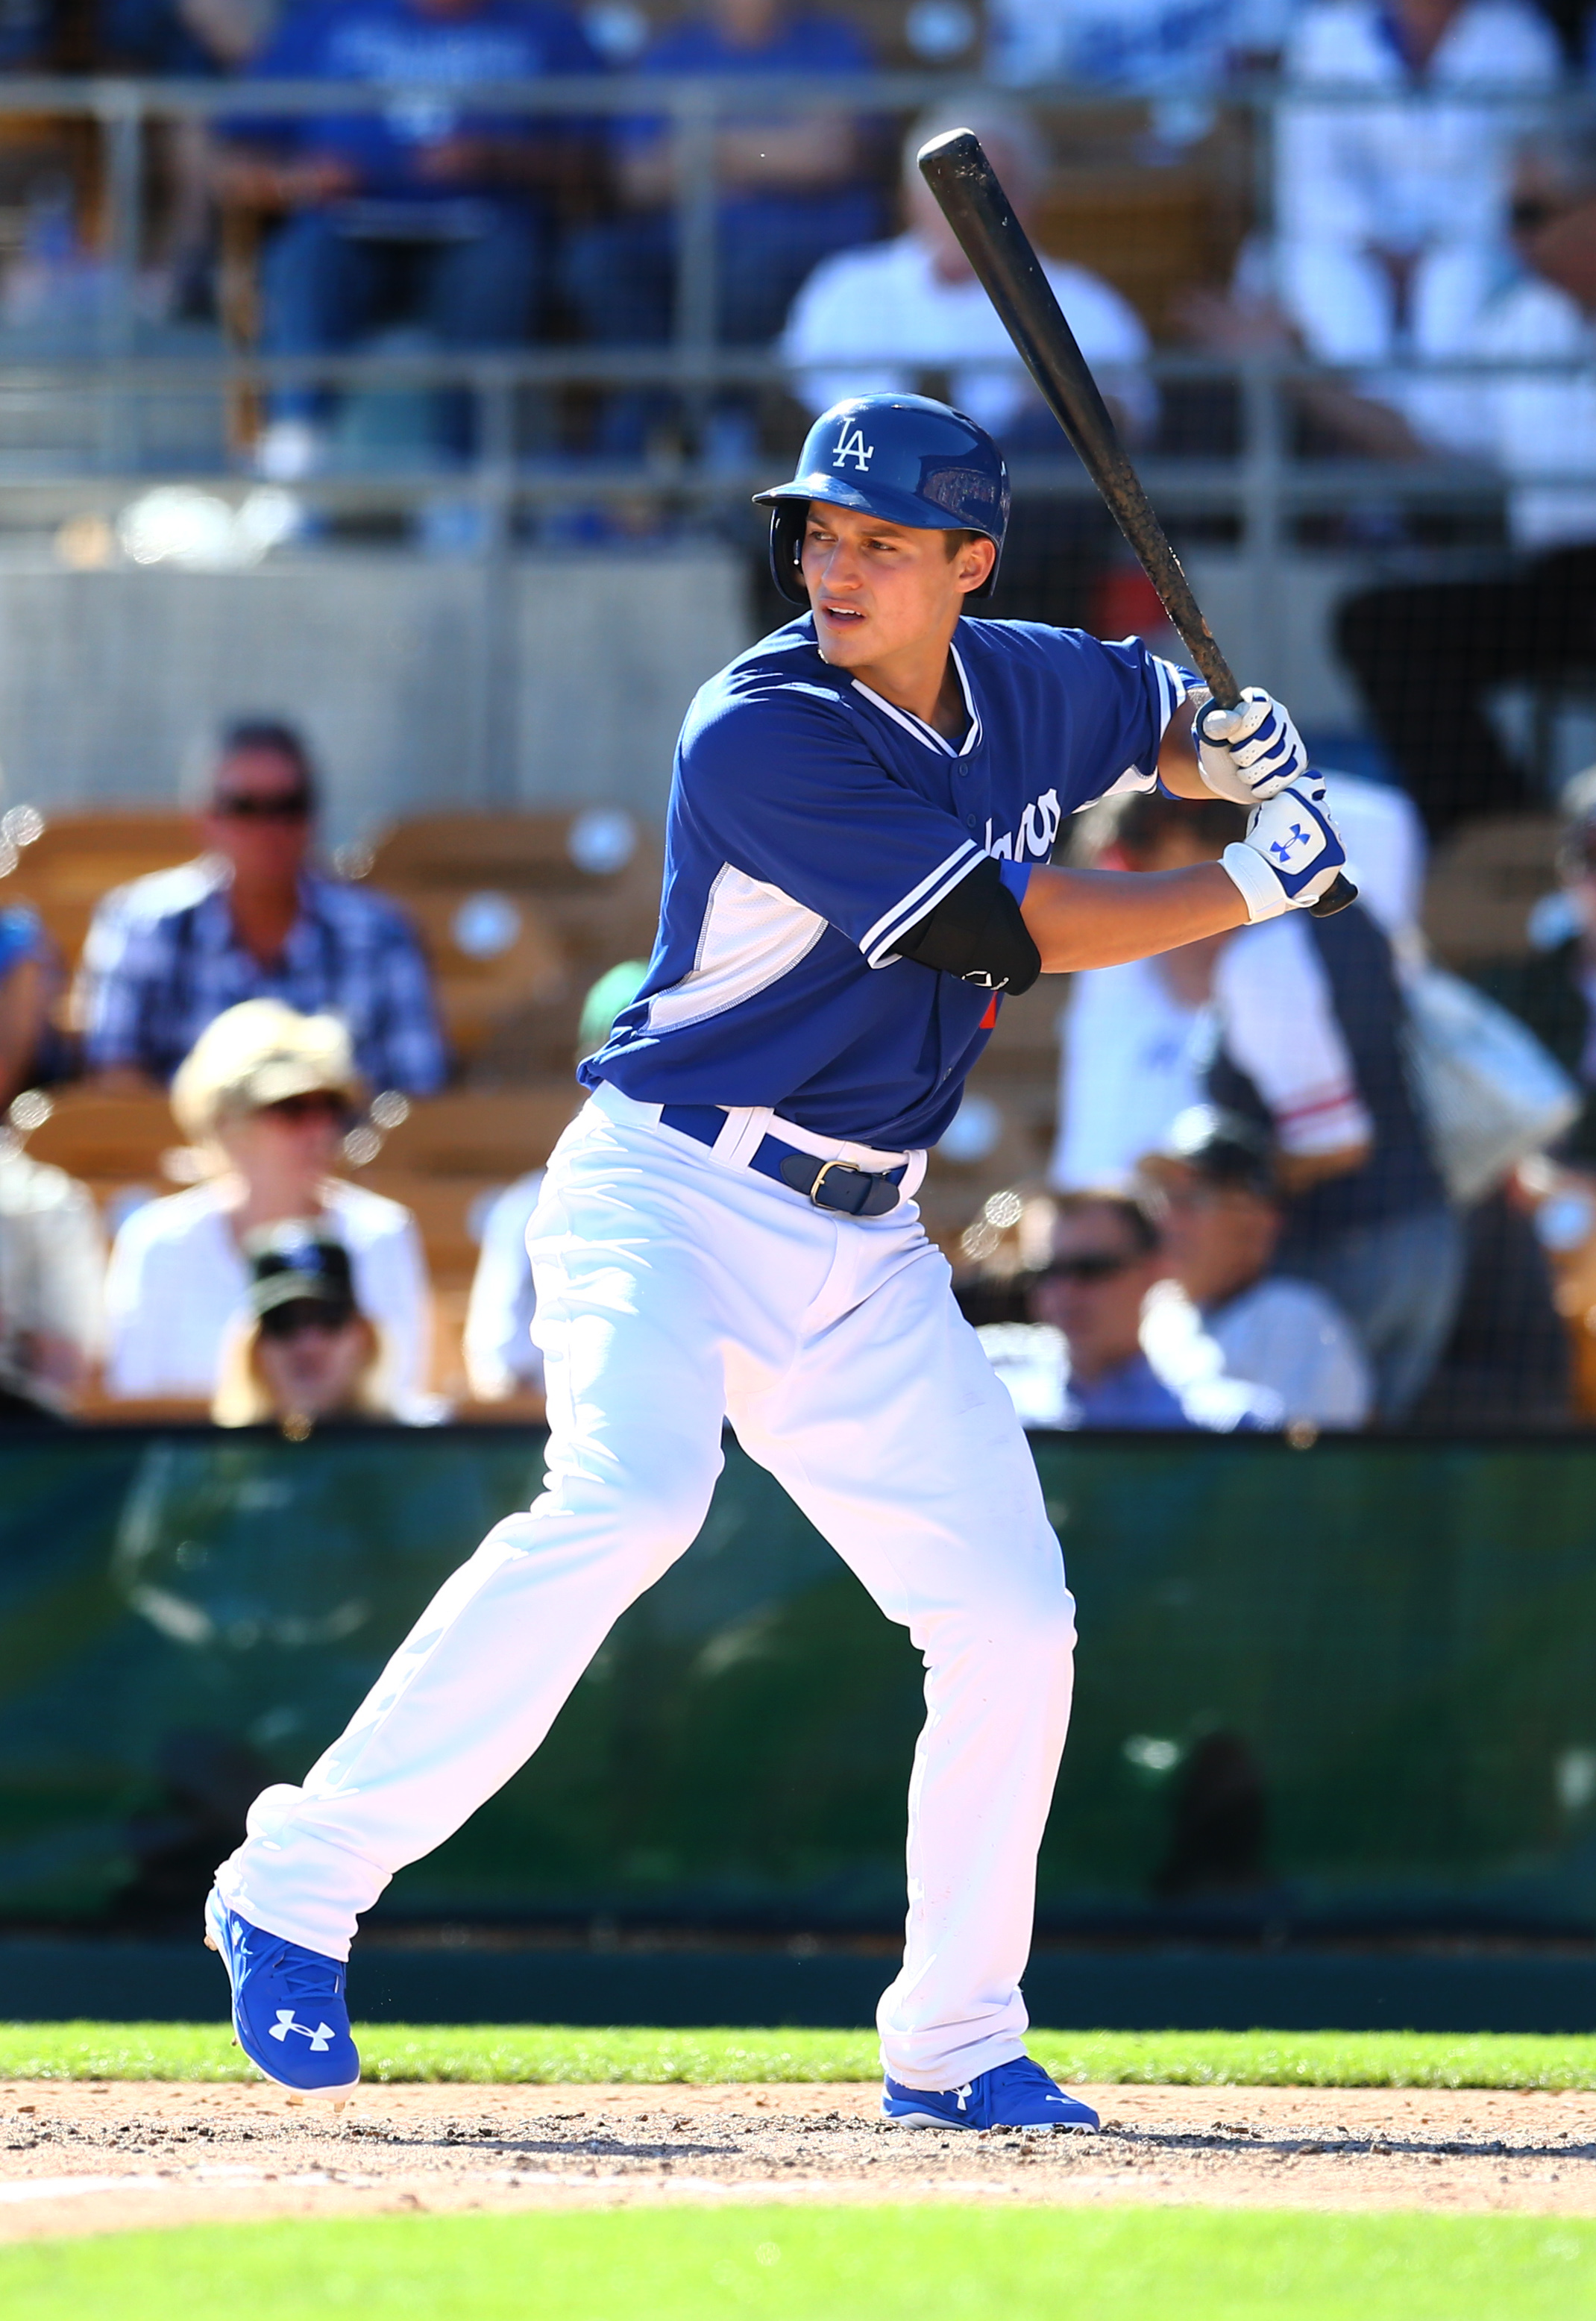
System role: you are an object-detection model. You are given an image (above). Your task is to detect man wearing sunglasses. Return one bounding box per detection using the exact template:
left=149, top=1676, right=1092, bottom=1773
left=76, top=717, right=447, bottom=1093
left=978, top=1190, right=1276, bottom=1432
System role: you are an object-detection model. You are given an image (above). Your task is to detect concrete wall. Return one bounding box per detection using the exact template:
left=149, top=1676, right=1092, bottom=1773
left=0, top=545, right=753, bottom=842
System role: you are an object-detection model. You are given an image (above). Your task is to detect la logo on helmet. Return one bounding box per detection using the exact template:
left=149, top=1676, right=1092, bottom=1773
left=832, top=421, right=873, bottom=471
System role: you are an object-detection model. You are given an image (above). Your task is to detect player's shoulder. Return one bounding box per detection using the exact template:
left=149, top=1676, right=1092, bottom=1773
left=682, top=620, right=858, bottom=752
left=956, top=615, right=1155, bottom=686
left=322, top=1176, right=418, bottom=1245
left=111, top=1181, right=227, bottom=1260
left=302, top=869, right=417, bottom=940
left=95, top=857, right=224, bottom=930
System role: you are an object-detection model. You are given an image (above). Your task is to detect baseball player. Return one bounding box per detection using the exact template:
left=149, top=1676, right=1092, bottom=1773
left=206, top=395, right=1343, bottom=2130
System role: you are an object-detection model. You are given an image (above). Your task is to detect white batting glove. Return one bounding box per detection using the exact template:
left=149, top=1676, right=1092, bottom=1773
left=1195, top=685, right=1310, bottom=805
left=1221, top=776, right=1348, bottom=922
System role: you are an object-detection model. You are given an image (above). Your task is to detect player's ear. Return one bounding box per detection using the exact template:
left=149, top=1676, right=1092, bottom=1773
left=956, top=536, right=996, bottom=596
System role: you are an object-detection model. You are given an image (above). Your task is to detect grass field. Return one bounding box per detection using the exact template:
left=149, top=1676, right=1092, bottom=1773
left=5, top=2021, right=1596, bottom=2090
left=2, top=2207, right=1594, bottom=2320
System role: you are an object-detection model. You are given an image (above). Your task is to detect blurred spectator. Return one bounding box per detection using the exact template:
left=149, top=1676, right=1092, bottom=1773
left=213, top=1222, right=416, bottom=1428
left=562, top=0, right=879, bottom=458
left=101, top=0, right=274, bottom=72
left=1407, top=1188, right=1573, bottom=1425
left=0, top=0, right=72, bottom=66
left=1471, top=765, right=1596, bottom=1164
left=213, top=0, right=603, bottom=474
left=782, top=97, right=1154, bottom=450
left=463, top=955, right=647, bottom=1402
left=1272, top=0, right=1559, bottom=374
left=977, top=1190, right=1277, bottom=1428
left=0, top=905, right=55, bottom=1107
left=1337, top=124, right=1596, bottom=832
left=1050, top=791, right=1245, bottom=1189
left=1207, top=894, right=1461, bottom=1419
left=987, top=0, right=1295, bottom=145
left=1138, top=1104, right=1374, bottom=1428
left=0, top=1134, right=103, bottom=1420
left=104, top=1000, right=430, bottom=1401
left=77, top=717, right=446, bottom=1095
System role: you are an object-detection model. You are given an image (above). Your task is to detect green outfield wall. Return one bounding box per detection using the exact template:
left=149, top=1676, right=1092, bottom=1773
left=1, top=1425, right=1595, bottom=1937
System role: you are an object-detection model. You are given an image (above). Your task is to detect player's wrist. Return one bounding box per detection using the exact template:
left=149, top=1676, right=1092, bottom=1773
left=1220, top=841, right=1288, bottom=923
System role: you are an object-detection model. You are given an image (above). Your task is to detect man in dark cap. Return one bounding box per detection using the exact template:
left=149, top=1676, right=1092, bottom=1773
left=1139, top=1105, right=1372, bottom=1431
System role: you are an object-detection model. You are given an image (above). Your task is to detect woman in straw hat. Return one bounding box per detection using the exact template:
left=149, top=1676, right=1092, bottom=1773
left=103, top=999, right=430, bottom=1404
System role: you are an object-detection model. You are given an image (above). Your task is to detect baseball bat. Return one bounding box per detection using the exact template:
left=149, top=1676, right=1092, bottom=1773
left=916, top=126, right=1357, bottom=918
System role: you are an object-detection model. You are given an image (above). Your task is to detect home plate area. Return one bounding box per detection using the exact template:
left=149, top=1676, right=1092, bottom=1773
left=0, top=2081, right=1594, bottom=2240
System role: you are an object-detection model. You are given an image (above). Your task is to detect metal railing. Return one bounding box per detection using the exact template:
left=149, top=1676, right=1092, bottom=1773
left=0, top=73, right=1583, bottom=794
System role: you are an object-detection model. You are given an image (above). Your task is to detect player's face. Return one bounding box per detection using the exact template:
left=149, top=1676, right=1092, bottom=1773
left=802, top=506, right=993, bottom=673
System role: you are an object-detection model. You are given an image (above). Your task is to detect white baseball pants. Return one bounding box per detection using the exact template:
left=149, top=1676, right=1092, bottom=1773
left=217, top=1086, right=1077, bottom=2091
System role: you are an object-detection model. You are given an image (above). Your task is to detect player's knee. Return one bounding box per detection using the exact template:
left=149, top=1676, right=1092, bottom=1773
left=990, top=1565, right=1077, bottom=1665
left=542, top=1446, right=717, bottom=1574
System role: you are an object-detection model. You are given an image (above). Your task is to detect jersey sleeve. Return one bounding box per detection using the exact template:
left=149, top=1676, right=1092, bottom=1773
left=1053, top=633, right=1197, bottom=814
left=679, top=688, right=987, bottom=970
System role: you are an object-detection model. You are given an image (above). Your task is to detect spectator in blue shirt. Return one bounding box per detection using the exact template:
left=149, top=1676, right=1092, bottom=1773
left=75, top=718, right=447, bottom=1096
left=212, top=0, right=603, bottom=471
left=978, top=1190, right=1278, bottom=1430
left=562, top=0, right=881, bottom=456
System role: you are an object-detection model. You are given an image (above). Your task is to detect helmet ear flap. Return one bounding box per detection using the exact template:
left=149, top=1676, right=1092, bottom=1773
left=768, top=504, right=809, bottom=607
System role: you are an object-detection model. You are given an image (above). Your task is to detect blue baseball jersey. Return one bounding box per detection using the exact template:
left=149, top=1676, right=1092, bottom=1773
left=581, top=614, right=1194, bottom=1152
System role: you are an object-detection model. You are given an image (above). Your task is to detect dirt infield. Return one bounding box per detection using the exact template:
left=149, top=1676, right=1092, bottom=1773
left=0, top=2079, right=1593, bottom=2240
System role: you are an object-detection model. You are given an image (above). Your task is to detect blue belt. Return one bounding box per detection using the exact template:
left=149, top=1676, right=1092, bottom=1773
left=659, top=1104, right=906, bottom=1218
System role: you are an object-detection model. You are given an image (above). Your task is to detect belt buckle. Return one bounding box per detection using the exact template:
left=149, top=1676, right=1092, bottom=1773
left=809, top=1157, right=870, bottom=1215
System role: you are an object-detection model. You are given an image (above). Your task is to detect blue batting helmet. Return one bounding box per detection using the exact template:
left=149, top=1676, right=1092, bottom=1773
left=754, top=394, right=1010, bottom=608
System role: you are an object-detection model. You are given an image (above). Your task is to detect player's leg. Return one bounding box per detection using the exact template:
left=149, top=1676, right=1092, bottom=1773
left=728, top=1217, right=1085, bottom=2125
left=211, top=1102, right=746, bottom=1997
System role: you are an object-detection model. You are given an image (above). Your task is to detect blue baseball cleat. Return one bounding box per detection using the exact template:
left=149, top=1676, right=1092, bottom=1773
left=882, top=2056, right=1099, bottom=2133
left=204, top=1887, right=359, bottom=2099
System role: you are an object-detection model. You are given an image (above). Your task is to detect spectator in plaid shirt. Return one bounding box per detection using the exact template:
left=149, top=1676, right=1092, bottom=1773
left=75, top=720, right=447, bottom=1095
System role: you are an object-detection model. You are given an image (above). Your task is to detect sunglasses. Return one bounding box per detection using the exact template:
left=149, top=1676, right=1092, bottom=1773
left=260, top=1298, right=357, bottom=1341
left=212, top=791, right=313, bottom=822
left=259, top=1092, right=349, bottom=1125
left=1509, top=195, right=1594, bottom=237
left=1040, top=1251, right=1138, bottom=1285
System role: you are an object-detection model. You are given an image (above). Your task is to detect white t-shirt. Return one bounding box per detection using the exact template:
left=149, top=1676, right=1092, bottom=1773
left=782, top=233, right=1154, bottom=443
left=0, top=1148, right=104, bottom=1405
left=987, top=0, right=1293, bottom=92
left=1395, top=277, right=1596, bottom=551
left=1279, top=0, right=1558, bottom=251
left=1141, top=1275, right=1372, bottom=1428
left=1212, top=914, right=1373, bottom=1158
left=1049, top=955, right=1207, bottom=1190
left=462, top=1168, right=545, bottom=1401
left=104, top=1177, right=430, bottom=1400
left=1273, top=0, right=1558, bottom=363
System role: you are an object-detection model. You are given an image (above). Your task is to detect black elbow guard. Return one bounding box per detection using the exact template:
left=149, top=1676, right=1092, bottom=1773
left=893, top=856, right=1042, bottom=995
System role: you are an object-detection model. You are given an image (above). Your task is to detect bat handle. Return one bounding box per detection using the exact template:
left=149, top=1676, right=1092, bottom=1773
left=1310, top=873, right=1358, bottom=918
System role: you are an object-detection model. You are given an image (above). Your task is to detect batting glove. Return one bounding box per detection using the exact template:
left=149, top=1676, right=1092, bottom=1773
left=1195, top=685, right=1310, bottom=805
left=1221, top=776, right=1348, bottom=922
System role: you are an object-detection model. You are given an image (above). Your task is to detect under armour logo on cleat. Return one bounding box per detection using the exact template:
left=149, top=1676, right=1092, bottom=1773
left=268, top=2010, right=336, bottom=2051
left=832, top=421, right=873, bottom=471
left=955, top=2083, right=973, bottom=2111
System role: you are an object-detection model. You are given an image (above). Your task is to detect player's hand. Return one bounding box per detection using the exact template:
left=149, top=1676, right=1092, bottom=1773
left=1221, top=776, right=1348, bottom=921
left=1194, top=685, right=1310, bottom=805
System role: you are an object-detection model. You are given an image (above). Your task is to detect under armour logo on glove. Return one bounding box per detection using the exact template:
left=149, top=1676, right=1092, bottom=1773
left=1223, top=776, right=1347, bottom=921
left=268, top=2009, right=337, bottom=2051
